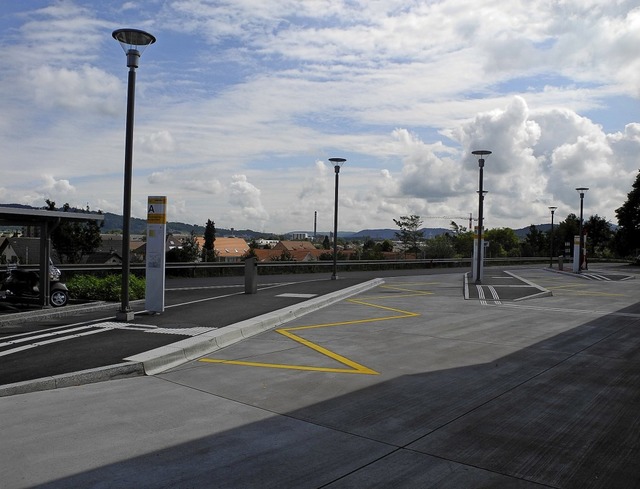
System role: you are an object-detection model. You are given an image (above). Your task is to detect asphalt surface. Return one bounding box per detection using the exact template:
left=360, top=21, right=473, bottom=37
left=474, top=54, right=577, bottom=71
left=0, top=274, right=384, bottom=392
left=1, top=264, right=639, bottom=488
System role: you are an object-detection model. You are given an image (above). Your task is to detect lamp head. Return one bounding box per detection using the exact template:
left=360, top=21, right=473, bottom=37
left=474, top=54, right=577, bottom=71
left=548, top=206, right=557, bottom=212
left=472, top=150, right=491, bottom=168
left=112, top=28, right=156, bottom=68
left=329, top=157, right=346, bottom=172
left=575, top=187, right=589, bottom=197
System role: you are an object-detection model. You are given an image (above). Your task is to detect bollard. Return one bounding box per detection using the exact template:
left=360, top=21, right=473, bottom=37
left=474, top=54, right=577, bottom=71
left=244, top=257, right=258, bottom=294
left=558, top=255, right=563, bottom=271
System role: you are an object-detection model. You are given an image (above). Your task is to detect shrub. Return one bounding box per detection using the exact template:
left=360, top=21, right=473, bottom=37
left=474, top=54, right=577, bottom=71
left=67, top=274, right=146, bottom=302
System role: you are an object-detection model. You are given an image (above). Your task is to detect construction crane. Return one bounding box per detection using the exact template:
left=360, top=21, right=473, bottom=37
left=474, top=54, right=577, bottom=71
left=423, top=214, right=477, bottom=230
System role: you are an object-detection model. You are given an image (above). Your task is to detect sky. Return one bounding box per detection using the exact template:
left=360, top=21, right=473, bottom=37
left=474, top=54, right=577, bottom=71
left=1, top=0, right=639, bottom=235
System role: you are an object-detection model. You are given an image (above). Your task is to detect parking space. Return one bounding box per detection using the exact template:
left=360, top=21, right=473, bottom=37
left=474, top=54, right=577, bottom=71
left=464, top=269, right=552, bottom=303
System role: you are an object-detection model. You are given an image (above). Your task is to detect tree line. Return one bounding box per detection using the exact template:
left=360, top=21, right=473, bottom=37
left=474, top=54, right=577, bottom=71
left=391, top=171, right=640, bottom=261
left=42, top=170, right=640, bottom=264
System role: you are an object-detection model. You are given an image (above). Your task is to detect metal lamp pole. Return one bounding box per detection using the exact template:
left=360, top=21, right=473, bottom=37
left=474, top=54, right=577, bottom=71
left=472, top=150, right=491, bottom=283
left=548, top=206, right=557, bottom=268
left=112, top=28, right=156, bottom=321
left=329, top=158, right=346, bottom=280
left=575, top=187, right=589, bottom=272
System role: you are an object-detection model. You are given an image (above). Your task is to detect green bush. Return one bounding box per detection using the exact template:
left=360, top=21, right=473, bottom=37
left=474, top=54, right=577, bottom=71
left=67, top=274, right=146, bottom=302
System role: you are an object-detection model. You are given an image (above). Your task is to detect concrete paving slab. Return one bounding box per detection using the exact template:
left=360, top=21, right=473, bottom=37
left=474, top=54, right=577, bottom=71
left=323, top=450, right=545, bottom=488
left=1, top=266, right=639, bottom=488
left=0, top=376, right=393, bottom=489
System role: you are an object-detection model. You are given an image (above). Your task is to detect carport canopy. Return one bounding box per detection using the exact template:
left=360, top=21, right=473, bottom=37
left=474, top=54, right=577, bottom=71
left=0, top=207, right=105, bottom=307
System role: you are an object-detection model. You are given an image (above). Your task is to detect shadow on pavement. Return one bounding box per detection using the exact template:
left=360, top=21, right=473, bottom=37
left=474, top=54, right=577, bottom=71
left=21, top=300, right=640, bottom=489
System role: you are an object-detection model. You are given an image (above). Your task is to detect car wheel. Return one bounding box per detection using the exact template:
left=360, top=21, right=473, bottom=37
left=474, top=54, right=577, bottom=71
left=50, top=290, right=68, bottom=307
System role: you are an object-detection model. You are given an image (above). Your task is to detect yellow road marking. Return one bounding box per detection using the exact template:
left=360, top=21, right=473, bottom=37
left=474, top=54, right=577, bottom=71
left=198, top=283, right=429, bottom=374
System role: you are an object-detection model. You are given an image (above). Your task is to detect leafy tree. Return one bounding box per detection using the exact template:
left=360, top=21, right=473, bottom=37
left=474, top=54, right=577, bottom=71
left=393, top=215, right=424, bottom=258
left=453, top=231, right=474, bottom=258
left=380, top=239, right=394, bottom=252
left=201, top=219, right=217, bottom=262
left=450, top=221, right=467, bottom=234
left=166, top=231, right=200, bottom=262
left=615, top=171, right=640, bottom=257
left=484, top=227, right=520, bottom=257
left=555, top=214, right=580, bottom=256
left=45, top=200, right=102, bottom=264
left=322, top=235, right=331, bottom=250
left=424, top=234, right=455, bottom=259
left=181, top=231, right=200, bottom=262
left=523, top=224, right=547, bottom=257
left=584, top=215, right=613, bottom=257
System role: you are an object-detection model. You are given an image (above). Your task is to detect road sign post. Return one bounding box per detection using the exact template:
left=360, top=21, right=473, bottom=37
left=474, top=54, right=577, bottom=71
left=145, top=196, right=167, bottom=313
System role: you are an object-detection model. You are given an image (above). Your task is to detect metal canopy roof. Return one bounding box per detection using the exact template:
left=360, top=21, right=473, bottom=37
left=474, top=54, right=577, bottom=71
left=0, top=207, right=105, bottom=308
left=0, top=207, right=104, bottom=226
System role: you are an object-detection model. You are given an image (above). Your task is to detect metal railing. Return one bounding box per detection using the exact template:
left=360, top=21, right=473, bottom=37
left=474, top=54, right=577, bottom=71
left=42, top=256, right=557, bottom=276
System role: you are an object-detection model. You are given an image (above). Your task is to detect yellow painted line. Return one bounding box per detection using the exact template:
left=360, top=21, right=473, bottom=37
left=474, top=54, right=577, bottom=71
left=199, top=358, right=373, bottom=374
left=198, top=284, right=423, bottom=374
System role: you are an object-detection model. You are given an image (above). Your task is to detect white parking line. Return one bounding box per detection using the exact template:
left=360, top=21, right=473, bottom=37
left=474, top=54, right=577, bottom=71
left=0, top=323, right=213, bottom=358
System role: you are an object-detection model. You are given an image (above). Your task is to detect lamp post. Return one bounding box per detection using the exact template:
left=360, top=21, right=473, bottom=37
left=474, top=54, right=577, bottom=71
left=472, top=150, right=491, bottom=283
left=329, top=157, right=346, bottom=280
left=548, top=206, right=557, bottom=268
left=112, top=28, right=156, bottom=321
left=575, top=187, right=589, bottom=272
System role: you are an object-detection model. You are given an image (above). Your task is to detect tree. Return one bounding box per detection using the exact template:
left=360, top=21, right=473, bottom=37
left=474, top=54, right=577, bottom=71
left=322, top=235, right=331, bottom=250
left=380, top=239, right=394, bottom=252
left=555, top=214, right=580, bottom=257
left=523, top=224, right=547, bottom=257
left=166, top=231, right=200, bottom=262
left=424, top=234, right=455, bottom=259
left=201, top=219, right=217, bottom=262
left=584, top=215, right=613, bottom=257
left=450, top=221, right=467, bottom=235
left=393, top=215, right=424, bottom=258
left=615, top=171, right=640, bottom=257
left=484, top=227, right=520, bottom=257
left=453, top=231, right=474, bottom=258
left=45, top=200, right=102, bottom=264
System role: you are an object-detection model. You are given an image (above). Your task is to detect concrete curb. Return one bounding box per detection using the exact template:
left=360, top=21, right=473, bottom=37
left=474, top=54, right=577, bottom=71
left=0, top=300, right=146, bottom=327
left=0, top=362, right=144, bottom=397
left=0, top=279, right=384, bottom=396
left=463, top=270, right=551, bottom=302
left=505, top=270, right=553, bottom=301
left=126, top=278, right=385, bottom=375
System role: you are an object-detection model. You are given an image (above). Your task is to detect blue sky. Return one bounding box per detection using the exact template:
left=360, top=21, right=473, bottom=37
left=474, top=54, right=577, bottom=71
left=1, top=0, right=639, bottom=234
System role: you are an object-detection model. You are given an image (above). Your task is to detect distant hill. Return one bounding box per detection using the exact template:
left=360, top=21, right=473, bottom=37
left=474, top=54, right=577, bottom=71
left=4, top=203, right=611, bottom=241
left=348, top=228, right=450, bottom=240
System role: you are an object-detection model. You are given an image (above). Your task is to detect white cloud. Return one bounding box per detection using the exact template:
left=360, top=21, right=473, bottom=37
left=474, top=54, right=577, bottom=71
left=27, top=65, right=121, bottom=114
left=228, top=174, right=269, bottom=227
left=0, top=1, right=639, bottom=233
left=137, top=130, right=177, bottom=154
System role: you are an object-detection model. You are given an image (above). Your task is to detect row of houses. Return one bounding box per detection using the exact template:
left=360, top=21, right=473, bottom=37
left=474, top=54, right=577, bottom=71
left=0, top=235, right=350, bottom=266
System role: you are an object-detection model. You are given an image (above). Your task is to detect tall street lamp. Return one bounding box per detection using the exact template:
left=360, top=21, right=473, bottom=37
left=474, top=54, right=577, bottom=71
left=548, top=206, right=557, bottom=268
left=329, top=157, right=346, bottom=280
left=576, top=187, right=589, bottom=272
left=472, top=150, right=491, bottom=283
left=112, top=28, right=156, bottom=321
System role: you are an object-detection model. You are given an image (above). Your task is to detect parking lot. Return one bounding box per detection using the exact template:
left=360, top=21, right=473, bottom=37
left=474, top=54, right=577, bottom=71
left=1, top=264, right=639, bottom=488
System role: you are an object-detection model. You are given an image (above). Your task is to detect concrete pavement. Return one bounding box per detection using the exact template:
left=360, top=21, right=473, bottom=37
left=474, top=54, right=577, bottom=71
left=1, top=265, right=639, bottom=488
